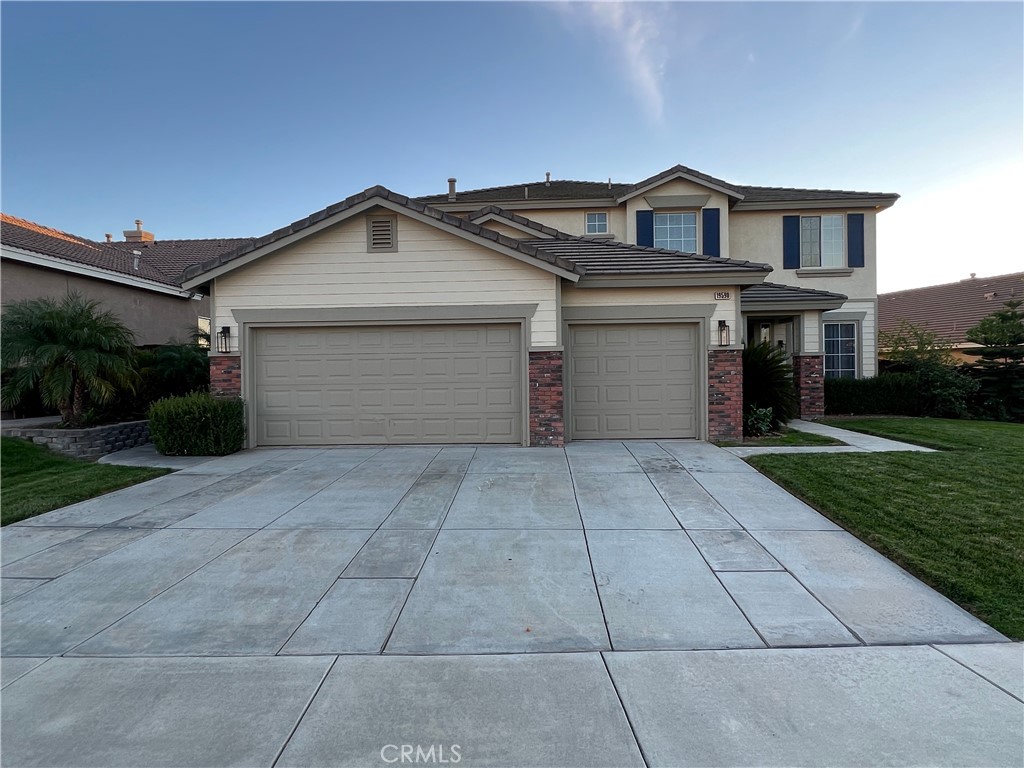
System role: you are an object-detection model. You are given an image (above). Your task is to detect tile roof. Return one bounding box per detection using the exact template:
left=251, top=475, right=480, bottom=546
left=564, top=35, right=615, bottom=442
left=878, top=273, right=1024, bottom=344
left=1, top=213, right=247, bottom=288
left=524, top=238, right=770, bottom=276
left=741, top=282, right=848, bottom=308
left=417, top=164, right=898, bottom=207
left=417, top=180, right=629, bottom=205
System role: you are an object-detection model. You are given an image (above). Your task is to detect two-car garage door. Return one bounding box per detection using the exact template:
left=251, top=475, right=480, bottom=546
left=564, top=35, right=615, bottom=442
left=255, top=325, right=521, bottom=445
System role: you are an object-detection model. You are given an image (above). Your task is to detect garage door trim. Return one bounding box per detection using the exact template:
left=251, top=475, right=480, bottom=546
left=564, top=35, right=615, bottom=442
left=237, top=304, right=536, bottom=448
left=563, top=306, right=711, bottom=442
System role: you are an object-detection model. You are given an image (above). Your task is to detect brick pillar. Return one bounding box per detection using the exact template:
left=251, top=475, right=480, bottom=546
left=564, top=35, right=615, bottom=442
left=209, top=355, right=242, bottom=397
left=528, top=350, right=564, bottom=447
left=707, top=349, right=742, bottom=442
left=792, top=354, right=825, bottom=419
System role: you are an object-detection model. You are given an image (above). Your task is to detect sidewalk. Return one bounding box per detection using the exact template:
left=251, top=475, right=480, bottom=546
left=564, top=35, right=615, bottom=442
left=724, top=419, right=937, bottom=457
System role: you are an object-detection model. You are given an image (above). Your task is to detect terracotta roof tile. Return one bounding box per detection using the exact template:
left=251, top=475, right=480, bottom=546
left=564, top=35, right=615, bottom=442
left=878, top=273, right=1024, bottom=343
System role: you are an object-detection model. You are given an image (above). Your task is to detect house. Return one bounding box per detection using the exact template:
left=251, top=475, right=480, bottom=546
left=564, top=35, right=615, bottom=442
left=0, top=214, right=246, bottom=346
left=878, top=272, right=1024, bottom=362
left=180, top=164, right=898, bottom=447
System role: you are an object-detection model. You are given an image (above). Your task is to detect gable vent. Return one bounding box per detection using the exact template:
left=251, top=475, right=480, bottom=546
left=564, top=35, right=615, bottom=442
left=367, top=215, right=397, bottom=252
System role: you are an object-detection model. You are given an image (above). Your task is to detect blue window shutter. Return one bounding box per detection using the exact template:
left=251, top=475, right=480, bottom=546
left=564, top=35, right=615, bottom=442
left=636, top=210, right=654, bottom=247
left=783, top=215, right=800, bottom=269
left=847, top=213, right=865, bottom=267
left=702, top=208, right=721, bottom=257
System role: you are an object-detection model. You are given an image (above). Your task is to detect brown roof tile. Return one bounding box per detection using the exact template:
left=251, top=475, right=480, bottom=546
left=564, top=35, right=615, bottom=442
left=878, top=273, right=1024, bottom=343
left=1, top=213, right=246, bottom=287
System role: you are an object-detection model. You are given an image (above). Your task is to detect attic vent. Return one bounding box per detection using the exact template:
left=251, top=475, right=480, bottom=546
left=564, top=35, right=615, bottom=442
left=367, top=215, right=397, bottom=252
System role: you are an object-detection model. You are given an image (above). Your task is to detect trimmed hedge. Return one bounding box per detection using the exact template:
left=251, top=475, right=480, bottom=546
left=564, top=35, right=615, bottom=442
left=148, top=393, right=245, bottom=456
left=825, top=373, right=920, bottom=416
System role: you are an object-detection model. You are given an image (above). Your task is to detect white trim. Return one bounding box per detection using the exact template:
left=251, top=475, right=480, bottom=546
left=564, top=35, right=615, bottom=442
left=1, top=245, right=197, bottom=298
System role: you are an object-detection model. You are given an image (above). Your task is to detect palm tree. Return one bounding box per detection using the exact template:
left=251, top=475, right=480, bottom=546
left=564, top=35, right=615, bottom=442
left=1, top=293, right=138, bottom=427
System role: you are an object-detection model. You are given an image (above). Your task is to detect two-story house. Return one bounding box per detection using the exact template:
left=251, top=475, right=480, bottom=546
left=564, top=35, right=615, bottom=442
left=181, top=163, right=897, bottom=447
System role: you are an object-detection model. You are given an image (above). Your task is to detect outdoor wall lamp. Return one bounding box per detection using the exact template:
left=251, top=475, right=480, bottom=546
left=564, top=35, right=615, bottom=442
left=217, top=326, right=232, bottom=354
left=718, top=320, right=731, bottom=347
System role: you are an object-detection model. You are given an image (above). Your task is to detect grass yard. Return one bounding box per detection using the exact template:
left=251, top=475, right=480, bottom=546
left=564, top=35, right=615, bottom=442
left=717, top=428, right=844, bottom=448
left=1, top=437, right=169, bottom=526
left=747, top=418, right=1024, bottom=639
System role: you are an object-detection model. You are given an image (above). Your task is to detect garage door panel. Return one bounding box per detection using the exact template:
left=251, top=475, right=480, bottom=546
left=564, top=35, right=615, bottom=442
left=570, top=324, right=698, bottom=440
left=255, top=325, right=521, bottom=445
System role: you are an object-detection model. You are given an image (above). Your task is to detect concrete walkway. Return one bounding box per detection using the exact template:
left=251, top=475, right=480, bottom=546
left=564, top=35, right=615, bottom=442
left=724, top=419, right=938, bottom=457
left=1, top=442, right=1020, bottom=767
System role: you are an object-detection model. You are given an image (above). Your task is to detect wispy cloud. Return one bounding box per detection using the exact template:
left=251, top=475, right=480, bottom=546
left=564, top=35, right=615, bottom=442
left=554, top=2, right=670, bottom=124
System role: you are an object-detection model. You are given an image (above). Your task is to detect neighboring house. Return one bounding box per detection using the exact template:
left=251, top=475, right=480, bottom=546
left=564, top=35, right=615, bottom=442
left=878, top=272, right=1024, bottom=362
left=1, top=214, right=247, bottom=346
left=181, top=163, right=897, bottom=447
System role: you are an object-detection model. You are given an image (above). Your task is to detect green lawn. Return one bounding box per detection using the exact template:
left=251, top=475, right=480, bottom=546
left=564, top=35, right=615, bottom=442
left=1, top=437, right=169, bottom=526
left=747, top=418, right=1024, bottom=639
left=717, top=428, right=844, bottom=448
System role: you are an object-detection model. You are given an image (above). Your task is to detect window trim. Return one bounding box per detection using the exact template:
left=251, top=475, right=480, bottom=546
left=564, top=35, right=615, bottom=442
left=366, top=214, right=398, bottom=252
left=823, top=320, right=859, bottom=379
left=585, top=211, right=609, bottom=235
left=653, top=210, right=700, bottom=253
left=800, top=213, right=846, bottom=269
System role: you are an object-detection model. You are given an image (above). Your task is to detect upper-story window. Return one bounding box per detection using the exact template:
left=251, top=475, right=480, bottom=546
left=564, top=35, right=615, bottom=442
left=654, top=212, right=697, bottom=252
left=585, top=212, right=608, bottom=235
left=801, top=214, right=844, bottom=267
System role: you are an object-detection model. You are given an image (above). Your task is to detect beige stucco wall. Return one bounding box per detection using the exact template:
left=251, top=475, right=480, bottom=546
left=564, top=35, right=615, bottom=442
left=562, top=284, right=739, bottom=348
left=0, top=260, right=208, bottom=346
left=213, top=212, right=560, bottom=349
left=498, top=208, right=628, bottom=240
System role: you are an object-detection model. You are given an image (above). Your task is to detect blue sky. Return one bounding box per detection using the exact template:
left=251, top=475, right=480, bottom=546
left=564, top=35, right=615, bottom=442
left=2, top=1, right=1021, bottom=291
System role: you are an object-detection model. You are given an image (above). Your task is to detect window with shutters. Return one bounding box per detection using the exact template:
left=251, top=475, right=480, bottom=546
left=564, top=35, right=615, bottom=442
left=366, top=215, right=397, bottom=252
left=654, top=212, right=698, bottom=252
left=801, top=214, right=844, bottom=267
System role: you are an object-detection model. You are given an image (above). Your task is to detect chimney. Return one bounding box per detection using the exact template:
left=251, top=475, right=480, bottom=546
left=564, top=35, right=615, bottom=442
left=123, top=219, right=154, bottom=243
left=104, top=233, right=112, bottom=243
left=545, top=171, right=551, bottom=186
left=447, top=178, right=457, bottom=202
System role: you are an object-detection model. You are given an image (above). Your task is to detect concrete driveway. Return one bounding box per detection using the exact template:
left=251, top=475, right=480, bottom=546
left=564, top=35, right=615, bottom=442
left=1, top=442, right=1021, bottom=767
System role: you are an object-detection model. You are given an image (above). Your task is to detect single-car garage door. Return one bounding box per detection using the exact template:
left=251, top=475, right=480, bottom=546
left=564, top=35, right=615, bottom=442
left=570, top=323, right=698, bottom=439
left=254, top=324, right=521, bottom=445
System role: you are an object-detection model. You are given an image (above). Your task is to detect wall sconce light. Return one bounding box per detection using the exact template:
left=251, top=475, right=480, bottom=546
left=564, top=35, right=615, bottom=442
left=217, top=326, right=231, bottom=354
left=718, top=320, right=731, bottom=347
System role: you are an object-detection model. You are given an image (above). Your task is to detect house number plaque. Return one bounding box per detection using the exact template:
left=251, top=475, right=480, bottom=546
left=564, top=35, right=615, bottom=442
left=714, top=291, right=731, bottom=300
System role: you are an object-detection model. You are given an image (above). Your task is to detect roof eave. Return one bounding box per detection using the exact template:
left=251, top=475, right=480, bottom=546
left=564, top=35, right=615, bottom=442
left=733, top=196, right=899, bottom=212
left=742, top=298, right=847, bottom=312
left=575, top=271, right=770, bottom=289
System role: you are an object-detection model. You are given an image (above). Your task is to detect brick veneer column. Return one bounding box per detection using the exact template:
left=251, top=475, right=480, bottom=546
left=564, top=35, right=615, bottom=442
left=528, top=350, right=564, bottom=447
left=209, top=355, right=242, bottom=397
left=707, top=349, right=743, bottom=442
left=792, top=354, right=825, bottom=419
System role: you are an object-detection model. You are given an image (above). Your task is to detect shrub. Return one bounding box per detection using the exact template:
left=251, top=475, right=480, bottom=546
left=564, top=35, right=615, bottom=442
left=825, top=366, right=977, bottom=418
left=961, top=299, right=1024, bottom=422
left=743, top=343, right=796, bottom=432
left=148, top=393, right=245, bottom=456
left=745, top=406, right=774, bottom=437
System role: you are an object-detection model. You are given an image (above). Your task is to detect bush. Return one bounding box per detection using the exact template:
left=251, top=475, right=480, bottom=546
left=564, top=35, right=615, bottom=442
left=148, top=393, right=245, bottom=456
left=743, top=343, right=796, bottom=433
left=745, top=406, right=774, bottom=437
left=825, top=366, right=977, bottom=418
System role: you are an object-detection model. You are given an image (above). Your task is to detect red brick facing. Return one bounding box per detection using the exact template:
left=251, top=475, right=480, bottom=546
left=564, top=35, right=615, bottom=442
left=209, top=355, right=242, bottom=398
left=528, top=350, right=564, bottom=447
left=792, top=354, right=825, bottom=419
left=707, top=349, right=743, bottom=442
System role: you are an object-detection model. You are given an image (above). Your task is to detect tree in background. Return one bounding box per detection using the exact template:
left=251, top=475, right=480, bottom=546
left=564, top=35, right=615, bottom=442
left=879, top=320, right=955, bottom=368
left=1, top=293, right=138, bottom=427
left=962, top=300, right=1024, bottom=421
